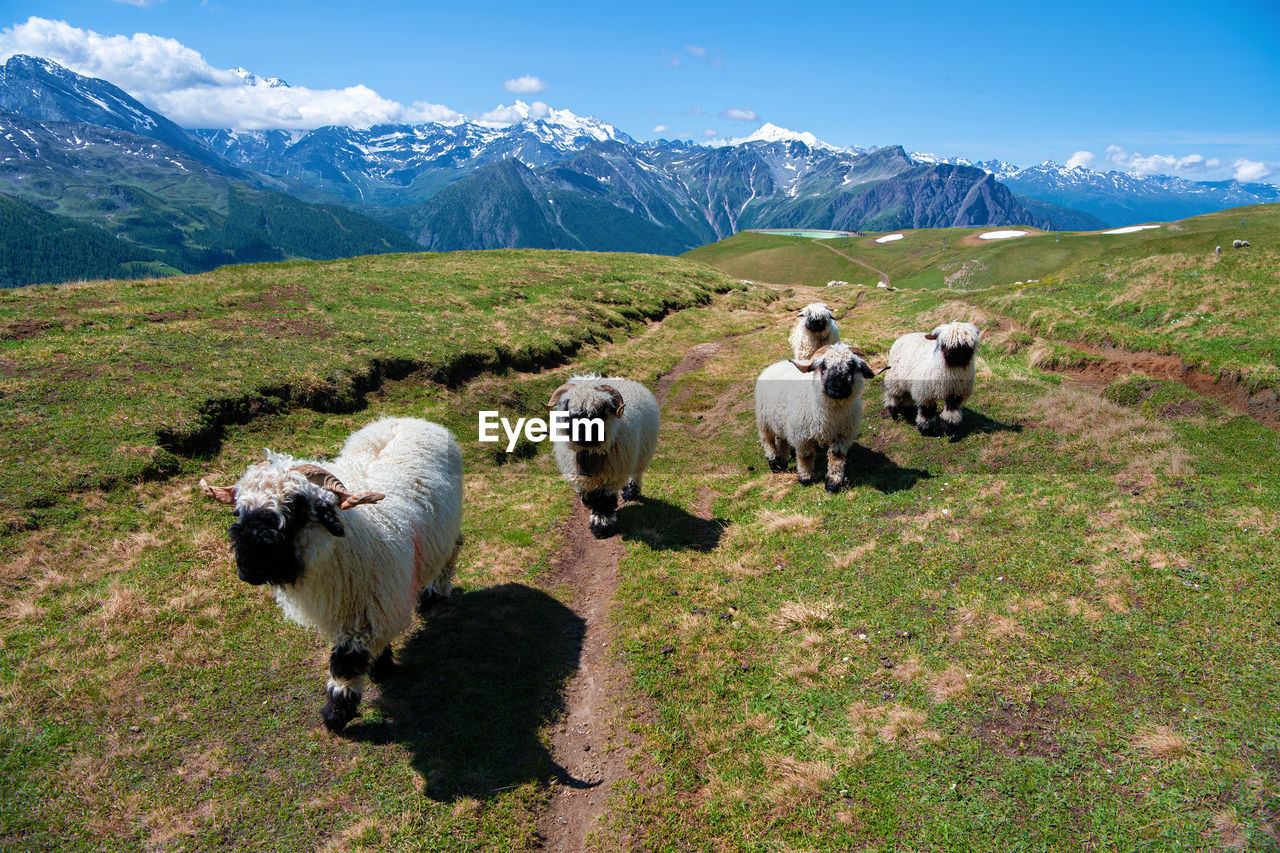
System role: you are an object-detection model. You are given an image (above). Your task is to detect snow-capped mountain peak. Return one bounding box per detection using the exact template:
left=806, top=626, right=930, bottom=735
left=473, top=99, right=628, bottom=143
left=230, top=66, right=290, bottom=89
left=729, top=122, right=841, bottom=151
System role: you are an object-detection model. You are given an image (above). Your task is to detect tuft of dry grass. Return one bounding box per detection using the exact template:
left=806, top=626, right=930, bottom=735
left=1133, top=725, right=1191, bottom=759
left=772, top=599, right=838, bottom=632
left=758, top=510, right=818, bottom=534
left=927, top=667, right=970, bottom=702
left=1210, top=809, right=1248, bottom=850
left=762, top=755, right=837, bottom=806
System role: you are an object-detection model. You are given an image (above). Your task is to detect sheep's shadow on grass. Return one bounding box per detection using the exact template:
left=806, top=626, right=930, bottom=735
left=884, top=405, right=1024, bottom=444
left=618, top=496, right=725, bottom=552
left=946, top=408, right=1024, bottom=443
left=844, top=445, right=933, bottom=494
left=346, top=583, right=588, bottom=801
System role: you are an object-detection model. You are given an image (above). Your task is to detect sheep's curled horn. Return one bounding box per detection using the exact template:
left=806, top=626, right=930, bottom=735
left=545, top=382, right=626, bottom=417
left=789, top=345, right=831, bottom=373
left=291, top=464, right=385, bottom=510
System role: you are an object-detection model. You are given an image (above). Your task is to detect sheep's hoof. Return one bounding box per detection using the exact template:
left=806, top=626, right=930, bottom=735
left=824, top=479, right=843, bottom=494
left=369, top=648, right=396, bottom=682
left=767, top=457, right=787, bottom=473
left=417, top=589, right=450, bottom=616
left=322, top=687, right=361, bottom=733
left=941, top=420, right=960, bottom=436
left=589, top=517, right=617, bottom=538
left=797, top=474, right=817, bottom=486
left=621, top=481, right=641, bottom=502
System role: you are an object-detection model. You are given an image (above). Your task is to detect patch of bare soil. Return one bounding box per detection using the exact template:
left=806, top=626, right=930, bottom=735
left=987, top=316, right=1280, bottom=431
left=537, top=337, right=735, bottom=851
left=1053, top=342, right=1280, bottom=431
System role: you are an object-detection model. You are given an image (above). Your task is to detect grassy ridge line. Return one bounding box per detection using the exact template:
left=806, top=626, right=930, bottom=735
left=684, top=204, right=1277, bottom=294
left=0, top=250, right=739, bottom=531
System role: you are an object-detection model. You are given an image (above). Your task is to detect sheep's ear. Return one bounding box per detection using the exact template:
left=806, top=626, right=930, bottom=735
left=924, top=333, right=939, bottom=341
left=200, top=479, right=237, bottom=505
left=857, top=360, right=876, bottom=379
left=598, top=384, right=626, bottom=418
left=312, top=501, right=346, bottom=537
left=545, top=383, right=572, bottom=411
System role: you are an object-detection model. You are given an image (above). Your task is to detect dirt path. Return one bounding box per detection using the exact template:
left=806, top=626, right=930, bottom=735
left=535, top=338, right=738, bottom=851
left=818, top=241, right=890, bottom=286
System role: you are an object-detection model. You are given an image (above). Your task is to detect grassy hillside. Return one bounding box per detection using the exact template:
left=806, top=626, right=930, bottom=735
left=0, top=250, right=736, bottom=529
left=685, top=205, right=1275, bottom=293
left=1, top=230, right=1277, bottom=851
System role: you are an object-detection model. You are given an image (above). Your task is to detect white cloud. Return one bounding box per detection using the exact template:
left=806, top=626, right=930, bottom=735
left=1233, top=159, right=1271, bottom=182
left=653, top=124, right=668, bottom=133
left=109, top=0, right=165, bottom=6
left=504, top=75, right=546, bottom=94
left=1105, top=145, right=1224, bottom=177
left=719, top=107, right=758, bottom=122
left=703, top=128, right=718, bottom=138
left=685, top=45, right=707, bottom=57
left=660, top=50, right=680, bottom=68
left=475, top=100, right=552, bottom=126
left=1065, top=150, right=1094, bottom=169
left=0, top=17, right=460, bottom=129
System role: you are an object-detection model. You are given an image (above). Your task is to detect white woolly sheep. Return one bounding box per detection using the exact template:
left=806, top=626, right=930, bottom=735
left=1233, top=239, right=1251, bottom=248
left=755, top=343, right=875, bottom=493
left=789, top=302, right=840, bottom=360
left=883, top=321, right=982, bottom=435
left=548, top=375, right=660, bottom=538
left=201, top=417, right=463, bottom=733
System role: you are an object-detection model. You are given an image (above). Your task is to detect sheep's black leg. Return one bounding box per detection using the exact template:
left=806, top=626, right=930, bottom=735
left=369, top=647, right=396, bottom=682
left=759, top=427, right=789, bottom=472
left=621, top=479, right=641, bottom=502
left=941, top=394, right=964, bottom=435
left=582, top=489, right=619, bottom=538
left=916, top=401, right=940, bottom=435
left=825, top=446, right=847, bottom=493
left=324, top=643, right=371, bottom=733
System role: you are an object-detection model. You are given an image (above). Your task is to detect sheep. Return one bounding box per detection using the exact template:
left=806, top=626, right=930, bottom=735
left=1233, top=239, right=1251, bottom=248
left=547, top=375, right=660, bottom=538
left=883, top=321, right=982, bottom=436
left=200, top=417, right=463, bottom=733
left=788, top=302, right=840, bottom=360
left=1216, top=245, right=1222, bottom=254
left=755, top=343, right=875, bottom=493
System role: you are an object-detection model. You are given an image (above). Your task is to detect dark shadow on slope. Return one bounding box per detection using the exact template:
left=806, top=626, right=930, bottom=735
left=845, top=445, right=933, bottom=494
left=946, top=408, right=1025, bottom=444
left=346, top=583, right=590, bottom=801
left=618, top=496, right=725, bottom=553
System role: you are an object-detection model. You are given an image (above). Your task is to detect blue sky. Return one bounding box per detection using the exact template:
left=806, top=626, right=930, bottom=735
left=3, top=0, right=1278, bottom=180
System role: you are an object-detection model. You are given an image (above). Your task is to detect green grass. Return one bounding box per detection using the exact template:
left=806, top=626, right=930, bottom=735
left=2, top=230, right=1278, bottom=851
left=0, top=249, right=737, bottom=529
left=965, top=206, right=1280, bottom=391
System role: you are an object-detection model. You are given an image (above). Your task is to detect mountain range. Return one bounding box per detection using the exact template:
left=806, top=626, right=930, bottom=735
left=2, top=53, right=1276, bottom=286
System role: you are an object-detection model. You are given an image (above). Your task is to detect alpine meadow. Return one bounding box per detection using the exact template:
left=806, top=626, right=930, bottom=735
left=1, top=5, right=1279, bottom=852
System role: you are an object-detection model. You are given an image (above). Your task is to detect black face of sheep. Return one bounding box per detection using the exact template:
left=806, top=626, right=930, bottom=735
left=809, top=355, right=874, bottom=401
left=567, top=405, right=608, bottom=449
left=941, top=343, right=975, bottom=368
left=228, top=493, right=314, bottom=586
left=805, top=314, right=830, bottom=333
